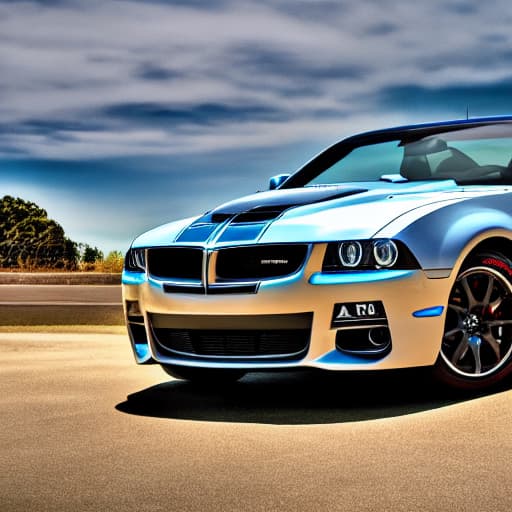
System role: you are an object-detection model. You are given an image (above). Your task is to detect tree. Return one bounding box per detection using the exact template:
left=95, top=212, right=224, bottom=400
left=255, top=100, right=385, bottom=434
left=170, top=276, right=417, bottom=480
left=81, top=244, right=103, bottom=264
left=0, top=195, right=79, bottom=269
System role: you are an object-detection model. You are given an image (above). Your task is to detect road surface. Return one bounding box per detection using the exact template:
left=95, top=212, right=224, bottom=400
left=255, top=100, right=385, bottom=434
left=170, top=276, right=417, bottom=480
left=0, top=285, right=122, bottom=324
left=0, top=284, right=121, bottom=304
left=1, top=331, right=512, bottom=511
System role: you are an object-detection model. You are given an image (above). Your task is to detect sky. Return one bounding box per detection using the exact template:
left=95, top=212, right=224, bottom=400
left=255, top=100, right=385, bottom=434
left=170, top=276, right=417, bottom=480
left=2, top=0, right=512, bottom=254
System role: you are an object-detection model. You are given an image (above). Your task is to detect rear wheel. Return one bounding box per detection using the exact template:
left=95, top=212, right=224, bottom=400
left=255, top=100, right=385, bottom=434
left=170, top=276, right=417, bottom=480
left=162, top=364, right=246, bottom=384
left=434, top=252, right=512, bottom=390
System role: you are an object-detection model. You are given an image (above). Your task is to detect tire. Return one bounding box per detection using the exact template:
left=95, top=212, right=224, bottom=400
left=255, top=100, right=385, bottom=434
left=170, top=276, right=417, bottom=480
left=162, top=364, right=246, bottom=384
left=434, top=252, right=512, bottom=391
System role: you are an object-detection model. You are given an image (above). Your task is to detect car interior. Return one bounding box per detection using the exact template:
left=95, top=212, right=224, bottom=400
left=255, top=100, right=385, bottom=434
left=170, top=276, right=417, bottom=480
left=400, top=137, right=512, bottom=184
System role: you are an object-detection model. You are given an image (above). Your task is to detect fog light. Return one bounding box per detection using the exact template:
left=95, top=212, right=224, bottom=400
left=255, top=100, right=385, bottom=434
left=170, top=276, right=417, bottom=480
left=335, top=327, right=392, bottom=357
left=368, top=327, right=391, bottom=347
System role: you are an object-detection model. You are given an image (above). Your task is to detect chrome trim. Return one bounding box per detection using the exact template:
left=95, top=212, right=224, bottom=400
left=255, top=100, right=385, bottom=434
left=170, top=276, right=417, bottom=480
left=153, top=344, right=308, bottom=361
left=339, top=346, right=390, bottom=356
left=334, top=323, right=389, bottom=330
left=161, top=280, right=260, bottom=294
left=207, top=283, right=259, bottom=294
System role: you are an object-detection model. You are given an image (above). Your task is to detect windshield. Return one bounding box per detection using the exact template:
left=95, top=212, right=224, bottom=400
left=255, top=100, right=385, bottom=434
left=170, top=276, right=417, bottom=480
left=286, top=123, right=512, bottom=187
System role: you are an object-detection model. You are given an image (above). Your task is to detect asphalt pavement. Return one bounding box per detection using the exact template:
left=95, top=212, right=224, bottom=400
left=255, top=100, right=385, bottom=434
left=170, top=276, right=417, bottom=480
left=0, top=285, right=123, bottom=324
left=2, top=331, right=512, bottom=511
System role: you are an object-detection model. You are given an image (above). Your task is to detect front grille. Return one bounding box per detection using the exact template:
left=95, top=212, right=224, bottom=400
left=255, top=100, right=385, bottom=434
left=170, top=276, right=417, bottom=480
left=147, top=247, right=203, bottom=280
left=150, top=312, right=312, bottom=360
left=153, top=328, right=310, bottom=359
left=216, top=244, right=309, bottom=280
left=146, top=244, right=309, bottom=288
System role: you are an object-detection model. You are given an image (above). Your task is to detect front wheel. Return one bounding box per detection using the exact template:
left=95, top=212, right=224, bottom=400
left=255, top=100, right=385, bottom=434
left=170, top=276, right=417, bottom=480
left=162, top=364, right=246, bottom=384
left=434, top=252, right=512, bottom=391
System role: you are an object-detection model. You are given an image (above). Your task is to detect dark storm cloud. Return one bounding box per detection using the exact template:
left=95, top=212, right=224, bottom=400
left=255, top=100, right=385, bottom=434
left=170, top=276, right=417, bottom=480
left=135, top=64, right=182, bottom=81
left=141, top=0, right=228, bottom=7
left=365, top=22, right=397, bottom=36
left=378, top=81, right=512, bottom=118
left=444, top=1, right=480, bottom=15
left=233, top=46, right=367, bottom=81
left=103, top=102, right=288, bottom=126
left=8, top=119, right=105, bottom=135
left=258, top=0, right=352, bottom=22
left=0, top=0, right=69, bottom=4
left=418, top=49, right=512, bottom=73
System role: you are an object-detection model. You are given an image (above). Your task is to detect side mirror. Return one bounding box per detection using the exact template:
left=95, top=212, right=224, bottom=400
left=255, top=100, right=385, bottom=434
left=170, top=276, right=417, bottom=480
left=269, top=174, right=290, bottom=190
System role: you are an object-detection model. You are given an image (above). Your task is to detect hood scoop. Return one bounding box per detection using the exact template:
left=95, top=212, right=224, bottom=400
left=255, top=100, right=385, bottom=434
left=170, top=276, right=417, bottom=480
left=231, top=204, right=291, bottom=223
left=176, top=186, right=367, bottom=243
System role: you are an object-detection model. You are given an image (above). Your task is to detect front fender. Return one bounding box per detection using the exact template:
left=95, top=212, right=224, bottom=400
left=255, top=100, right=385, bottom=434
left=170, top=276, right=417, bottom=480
left=392, top=199, right=512, bottom=271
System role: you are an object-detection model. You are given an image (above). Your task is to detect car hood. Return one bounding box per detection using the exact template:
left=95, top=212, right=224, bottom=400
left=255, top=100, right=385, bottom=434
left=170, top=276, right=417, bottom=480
left=133, top=181, right=497, bottom=247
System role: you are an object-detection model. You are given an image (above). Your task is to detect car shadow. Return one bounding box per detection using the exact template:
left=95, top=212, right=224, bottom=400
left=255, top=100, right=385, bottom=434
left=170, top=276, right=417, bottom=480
left=115, top=368, right=505, bottom=425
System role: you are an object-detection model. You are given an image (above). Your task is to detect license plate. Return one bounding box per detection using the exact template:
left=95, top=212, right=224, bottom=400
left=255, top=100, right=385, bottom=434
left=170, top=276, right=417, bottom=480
left=332, top=301, right=386, bottom=326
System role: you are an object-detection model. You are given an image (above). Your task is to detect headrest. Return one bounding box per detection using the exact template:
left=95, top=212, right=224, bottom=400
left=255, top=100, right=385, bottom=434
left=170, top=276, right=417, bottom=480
left=404, top=138, right=448, bottom=156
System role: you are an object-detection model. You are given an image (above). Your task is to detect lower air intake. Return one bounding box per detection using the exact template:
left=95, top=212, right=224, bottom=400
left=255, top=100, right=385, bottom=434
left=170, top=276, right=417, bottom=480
left=153, top=328, right=310, bottom=359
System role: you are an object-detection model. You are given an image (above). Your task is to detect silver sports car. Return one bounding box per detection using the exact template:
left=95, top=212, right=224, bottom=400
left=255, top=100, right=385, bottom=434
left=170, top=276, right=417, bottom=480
left=123, top=116, right=512, bottom=390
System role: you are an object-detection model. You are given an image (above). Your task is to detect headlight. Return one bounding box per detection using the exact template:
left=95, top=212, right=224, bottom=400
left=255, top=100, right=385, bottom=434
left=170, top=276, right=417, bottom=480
left=125, top=248, right=146, bottom=272
left=338, top=241, right=363, bottom=267
left=322, top=239, right=419, bottom=271
left=373, top=240, right=398, bottom=267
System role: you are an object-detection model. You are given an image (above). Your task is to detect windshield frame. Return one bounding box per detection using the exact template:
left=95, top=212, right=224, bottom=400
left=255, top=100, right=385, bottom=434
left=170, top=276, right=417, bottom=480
left=281, top=118, right=512, bottom=188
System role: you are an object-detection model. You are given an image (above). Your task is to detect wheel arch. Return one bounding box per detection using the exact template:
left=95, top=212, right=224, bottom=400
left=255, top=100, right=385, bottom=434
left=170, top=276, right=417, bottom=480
left=449, top=231, right=512, bottom=279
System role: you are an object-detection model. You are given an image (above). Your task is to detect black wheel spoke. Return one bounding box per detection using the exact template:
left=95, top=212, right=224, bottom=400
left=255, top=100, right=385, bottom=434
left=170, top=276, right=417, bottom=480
left=484, top=319, right=512, bottom=327
left=451, top=333, right=469, bottom=364
left=483, top=275, right=495, bottom=304
left=481, top=331, right=502, bottom=361
left=460, top=276, right=477, bottom=309
left=489, top=296, right=504, bottom=314
left=444, top=327, right=463, bottom=338
left=448, top=304, right=466, bottom=315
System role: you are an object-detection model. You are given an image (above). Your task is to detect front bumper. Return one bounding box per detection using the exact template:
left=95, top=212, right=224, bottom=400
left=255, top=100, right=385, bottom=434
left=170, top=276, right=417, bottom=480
left=122, top=244, right=452, bottom=371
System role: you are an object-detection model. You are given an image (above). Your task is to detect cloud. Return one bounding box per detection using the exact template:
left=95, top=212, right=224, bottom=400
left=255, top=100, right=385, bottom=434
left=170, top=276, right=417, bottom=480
left=102, top=101, right=287, bottom=125
left=1, top=0, right=512, bottom=160
left=378, top=81, right=512, bottom=118
left=4, top=0, right=512, bottom=252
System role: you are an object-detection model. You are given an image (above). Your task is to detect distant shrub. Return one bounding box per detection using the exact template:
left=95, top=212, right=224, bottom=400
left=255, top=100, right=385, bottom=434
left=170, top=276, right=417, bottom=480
left=93, top=251, right=124, bottom=273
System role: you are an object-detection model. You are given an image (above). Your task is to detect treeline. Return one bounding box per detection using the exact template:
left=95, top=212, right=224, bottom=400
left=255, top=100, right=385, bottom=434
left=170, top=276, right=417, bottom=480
left=0, top=195, right=123, bottom=272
